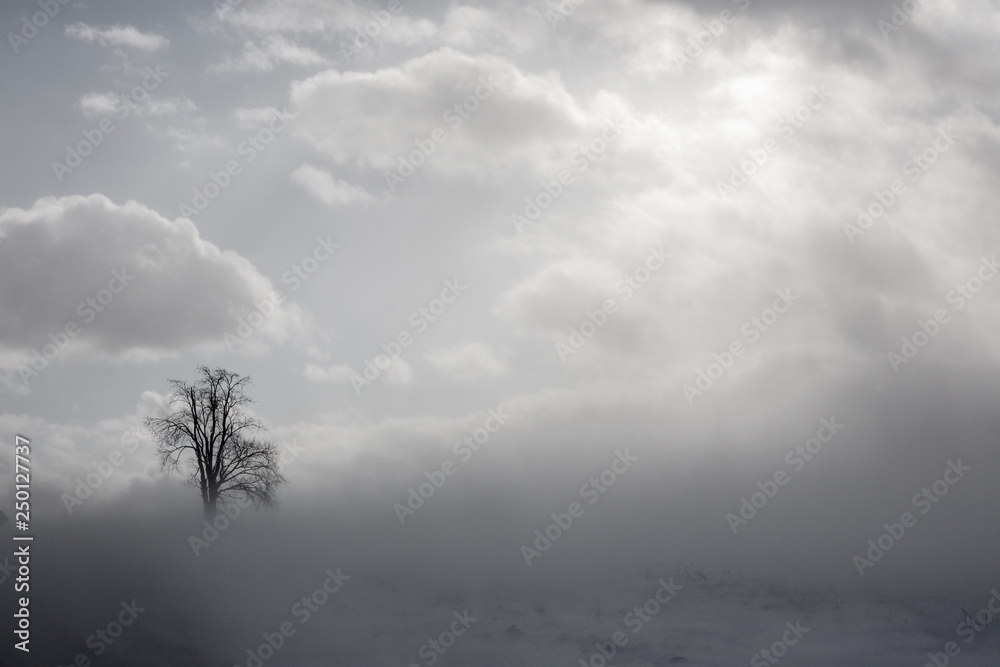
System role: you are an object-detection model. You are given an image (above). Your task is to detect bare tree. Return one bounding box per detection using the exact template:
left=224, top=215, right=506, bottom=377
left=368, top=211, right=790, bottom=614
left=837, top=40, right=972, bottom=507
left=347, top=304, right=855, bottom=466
left=145, top=366, right=285, bottom=518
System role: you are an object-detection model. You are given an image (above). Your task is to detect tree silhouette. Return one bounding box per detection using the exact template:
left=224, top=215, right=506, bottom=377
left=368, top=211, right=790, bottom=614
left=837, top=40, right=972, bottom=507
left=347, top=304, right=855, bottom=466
left=145, top=366, right=284, bottom=518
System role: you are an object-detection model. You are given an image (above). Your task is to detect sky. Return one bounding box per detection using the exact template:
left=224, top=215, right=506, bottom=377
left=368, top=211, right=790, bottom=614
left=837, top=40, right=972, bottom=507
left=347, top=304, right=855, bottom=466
left=1, top=0, right=1000, bottom=663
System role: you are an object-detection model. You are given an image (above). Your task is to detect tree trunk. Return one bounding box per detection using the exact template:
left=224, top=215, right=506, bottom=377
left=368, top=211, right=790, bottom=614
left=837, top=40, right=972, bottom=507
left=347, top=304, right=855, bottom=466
left=203, top=484, right=219, bottom=520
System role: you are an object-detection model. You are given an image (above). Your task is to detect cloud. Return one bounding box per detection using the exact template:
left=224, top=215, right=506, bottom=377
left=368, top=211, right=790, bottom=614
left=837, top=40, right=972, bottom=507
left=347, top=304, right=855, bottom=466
left=208, top=34, right=329, bottom=72
left=496, top=257, right=622, bottom=335
left=207, top=0, right=355, bottom=35
left=424, top=342, right=507, bottom=380
left=0, top=194, right=311, bottom=374
left=436, top=3, right=545, bottom=54
left=206, top=0, right=435, bottom=43
left=290, top=163, right=375, bottom=207
left=303, top=355, right=415, bottom=387
left=287, top=47, right=610, bottom=180
left=78, top=91, right=197, bottom=119
left=65, top=23, right=170, bottom=51
left=207, top=0, right=537, bottom=54
left=0, top=394, right=168, bottom=509
left=77, top=92, right=120, bottom=117
left=303, top=363, right=355, bottom=382
left=233, top=105, right=291, bottom=128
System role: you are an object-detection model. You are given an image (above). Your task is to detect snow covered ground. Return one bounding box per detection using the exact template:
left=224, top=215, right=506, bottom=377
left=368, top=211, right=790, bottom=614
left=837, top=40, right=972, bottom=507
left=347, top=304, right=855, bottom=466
left=260, top=567, right=1000, bottom=667
left=10, top=503, right=998, bottom=667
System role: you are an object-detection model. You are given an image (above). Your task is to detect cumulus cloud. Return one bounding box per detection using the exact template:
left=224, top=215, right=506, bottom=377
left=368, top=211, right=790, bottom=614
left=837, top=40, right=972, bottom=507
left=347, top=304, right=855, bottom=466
left=65, top=23, right=170, bottom=50
left=78, top=91, right=197, bottom=119
left=0, top=194, right=311, bottom=375
left=207, top=0, right=540, bottom=55
left=0, top=392, right=171, bottom=516
left=287, top=47, right=611, bottom=180
left=206, top=0, right=436, bottom=44
left=290, top=163, right=375, bottom=207
left=207, top=0, right=355, bottom=35
left=207, top=34, right=330, bottom=72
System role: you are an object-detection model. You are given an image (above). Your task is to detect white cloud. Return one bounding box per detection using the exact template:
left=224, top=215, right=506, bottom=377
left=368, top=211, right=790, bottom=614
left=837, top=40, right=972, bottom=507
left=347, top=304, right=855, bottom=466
left=436, top=4, right=541, bottom=54
left=233, top=106, right=287, bottom=128
left=208, top=0, right=354, bottom=35
left=78, top=92, right=120, bottom=117
left=495, top=257, right=623, bottom=335
left=384, top=358, right=414, bottom=385
left=208, top=35, right=329, bottom=73
left=424, top=342, right=506, bottom=380
left=304, top=357, right=414, bottom=387
left=303, top=363, right=354, bottom=382
left=78, top=91, right=197, bottom=119
left=206, top=0, right=538, bottom=55
left=155, top=124, right=226, bottom=158
left=290, top=163, right=375, bottom=207
left=65, top=23, right=170, bottom=51
left=0, top=194, right=311, bottom=375
left=287, top=47, right=602, bottom=179
left=206, top=0, right=434, bottom=44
